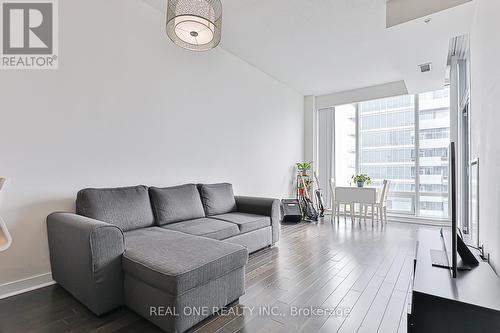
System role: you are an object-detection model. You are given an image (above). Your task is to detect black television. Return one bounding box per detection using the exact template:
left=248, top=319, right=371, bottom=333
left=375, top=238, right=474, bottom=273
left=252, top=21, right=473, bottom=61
left=450, top=141, right=459, bottom=277
left=431, top=142, right=479, bottom=277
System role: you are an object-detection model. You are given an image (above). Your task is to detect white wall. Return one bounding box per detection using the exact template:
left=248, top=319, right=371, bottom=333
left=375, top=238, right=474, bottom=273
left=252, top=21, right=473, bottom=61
left=470, top=0, right=500, bottom=272
left=0, top=0, right=304, bottom=294
left=304, top=96, right=315, bottom=164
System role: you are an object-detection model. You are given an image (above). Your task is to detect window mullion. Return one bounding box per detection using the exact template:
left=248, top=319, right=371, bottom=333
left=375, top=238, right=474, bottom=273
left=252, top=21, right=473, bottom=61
left=415, top=94, right=420, bottom=216
left=355, top=103, right=360, bottom=175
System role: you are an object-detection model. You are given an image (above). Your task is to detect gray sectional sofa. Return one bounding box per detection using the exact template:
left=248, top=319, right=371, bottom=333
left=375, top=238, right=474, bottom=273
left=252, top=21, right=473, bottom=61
left=46, top=183, right=281, bottom=332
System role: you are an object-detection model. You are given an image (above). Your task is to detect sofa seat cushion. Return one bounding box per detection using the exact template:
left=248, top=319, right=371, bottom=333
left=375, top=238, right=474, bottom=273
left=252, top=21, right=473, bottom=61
left=76, top=185, right=154, bottom=232
left=162, top=218, right=240, bottom=240
left=122, top=228, right=247, bottom=296
left=212, top=213, right=271, bottom=234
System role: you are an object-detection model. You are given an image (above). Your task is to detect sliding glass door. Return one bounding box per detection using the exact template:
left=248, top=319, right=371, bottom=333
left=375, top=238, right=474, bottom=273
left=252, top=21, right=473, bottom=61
left=318, top=87, right=451, bottom=218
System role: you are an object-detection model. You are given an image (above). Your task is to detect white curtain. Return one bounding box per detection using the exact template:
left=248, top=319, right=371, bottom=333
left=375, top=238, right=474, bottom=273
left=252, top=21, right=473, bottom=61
left=317, top=108, right=334, bottom=209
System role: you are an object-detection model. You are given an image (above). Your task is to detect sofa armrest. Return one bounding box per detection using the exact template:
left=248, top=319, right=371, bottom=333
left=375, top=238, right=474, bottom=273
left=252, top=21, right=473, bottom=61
left=234, top=196, right=281, bottom=244
left=47, top=212, right=125, bottom=315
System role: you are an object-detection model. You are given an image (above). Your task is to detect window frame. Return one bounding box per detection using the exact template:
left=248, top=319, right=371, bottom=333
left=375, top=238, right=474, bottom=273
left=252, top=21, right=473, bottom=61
left=330, top=89, right=450, bottom=218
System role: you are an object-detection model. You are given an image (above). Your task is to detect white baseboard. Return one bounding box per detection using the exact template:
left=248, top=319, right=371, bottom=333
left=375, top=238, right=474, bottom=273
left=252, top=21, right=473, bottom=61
left=0, top=272, right=56, bottom=300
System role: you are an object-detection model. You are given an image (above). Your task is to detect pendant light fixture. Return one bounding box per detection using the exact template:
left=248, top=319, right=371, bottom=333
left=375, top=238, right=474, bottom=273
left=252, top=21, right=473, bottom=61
left=166, top=0, right=222, bottom=51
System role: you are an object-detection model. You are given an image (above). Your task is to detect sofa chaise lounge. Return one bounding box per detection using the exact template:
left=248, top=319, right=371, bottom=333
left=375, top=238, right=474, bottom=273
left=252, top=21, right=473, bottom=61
left=47, top=183, right=281, bottom=332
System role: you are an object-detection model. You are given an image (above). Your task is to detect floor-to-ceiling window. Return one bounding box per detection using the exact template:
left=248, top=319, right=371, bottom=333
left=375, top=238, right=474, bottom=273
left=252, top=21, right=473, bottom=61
left=334, top=104, right=356, bottom=187
left=319, top=87, right=451, bottom=218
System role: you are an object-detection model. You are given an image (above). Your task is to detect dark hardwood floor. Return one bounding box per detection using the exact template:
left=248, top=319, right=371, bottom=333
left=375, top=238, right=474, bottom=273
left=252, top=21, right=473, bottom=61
left=0, top=217, right=422, bottom=333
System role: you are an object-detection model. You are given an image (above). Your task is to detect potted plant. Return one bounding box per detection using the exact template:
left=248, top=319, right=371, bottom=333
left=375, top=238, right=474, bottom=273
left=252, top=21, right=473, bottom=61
left=352, top=174, right=372, bottom=187
left=296, top=162, right=312, bottom=176
left=296, top=162, right=313, bottom=198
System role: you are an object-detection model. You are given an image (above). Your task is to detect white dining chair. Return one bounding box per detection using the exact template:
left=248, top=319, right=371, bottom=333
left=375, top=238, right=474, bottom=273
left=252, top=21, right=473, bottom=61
left=329, top=178, right=336, bottom=222
left=330, top=178, right=354, bottom=222
left=0, top=216, right=10, bottom=252
left=363, top=180, right=390, bottom=224
left=0, top=177, right=11, bottom=252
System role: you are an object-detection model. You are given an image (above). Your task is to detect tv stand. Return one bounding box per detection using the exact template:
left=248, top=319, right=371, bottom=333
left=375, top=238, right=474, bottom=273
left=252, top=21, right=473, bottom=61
left=408, top=228, right=500, bottom=332
left=429, top=248, right=450, bottom=268
left=430, top=249, right=473, bottom=271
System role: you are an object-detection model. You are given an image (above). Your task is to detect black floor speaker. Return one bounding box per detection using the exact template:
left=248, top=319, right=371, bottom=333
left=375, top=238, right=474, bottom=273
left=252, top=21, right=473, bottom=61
left=281, top=199, right=302, bottom=223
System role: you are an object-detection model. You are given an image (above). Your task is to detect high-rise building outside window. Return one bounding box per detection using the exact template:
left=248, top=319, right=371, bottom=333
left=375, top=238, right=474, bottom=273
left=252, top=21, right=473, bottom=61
left=359, top=94, right=416, bottom=214
left=334, top=104, right=356, bottom=187
left=418, top=88, right=450, bottom=217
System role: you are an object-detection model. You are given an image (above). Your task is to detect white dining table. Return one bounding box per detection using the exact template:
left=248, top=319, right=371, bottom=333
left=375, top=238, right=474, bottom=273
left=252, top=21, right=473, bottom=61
left=335, top=186, right=378, bottom=221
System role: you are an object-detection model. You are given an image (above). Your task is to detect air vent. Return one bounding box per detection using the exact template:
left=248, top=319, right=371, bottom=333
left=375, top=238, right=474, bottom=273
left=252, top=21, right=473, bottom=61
left=419, top=63, right=432, bottom=73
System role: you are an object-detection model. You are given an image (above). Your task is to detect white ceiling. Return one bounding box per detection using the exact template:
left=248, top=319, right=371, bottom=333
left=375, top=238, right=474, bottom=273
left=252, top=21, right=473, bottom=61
left=145, top=0, right=475, bottom=96
left=386, top=0, right=472, bottom=27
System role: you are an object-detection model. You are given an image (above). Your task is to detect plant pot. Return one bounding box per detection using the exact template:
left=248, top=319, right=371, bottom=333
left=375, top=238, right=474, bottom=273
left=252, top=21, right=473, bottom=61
left=357, top=181, right=365, bottom=188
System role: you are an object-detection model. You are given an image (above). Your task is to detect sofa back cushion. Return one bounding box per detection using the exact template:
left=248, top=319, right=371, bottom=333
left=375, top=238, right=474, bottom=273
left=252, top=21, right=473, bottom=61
left=76, top=185, right=154, bottom=232
left=149, top=184, right=206, bottom=225
left=199, top=183, right=237, bottom=216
